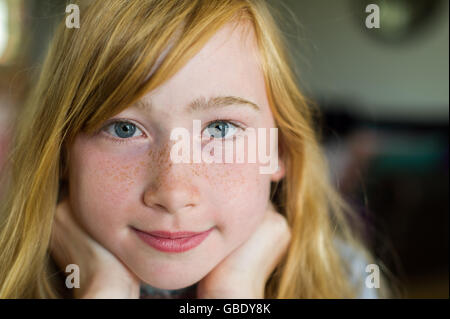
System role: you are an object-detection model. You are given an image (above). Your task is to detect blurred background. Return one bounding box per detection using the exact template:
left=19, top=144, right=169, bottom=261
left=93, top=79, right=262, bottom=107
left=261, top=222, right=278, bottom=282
left=0, top=0, right=448, bottom=298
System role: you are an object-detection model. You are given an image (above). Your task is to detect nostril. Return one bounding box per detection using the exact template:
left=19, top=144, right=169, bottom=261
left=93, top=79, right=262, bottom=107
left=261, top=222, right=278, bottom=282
left=152, top=203, right=166, bottom=211
left=143, top=184, right=200, bottom=213
left=151, top=203, right=195, bottom=214
left=178, top=203, right=196, bottom=214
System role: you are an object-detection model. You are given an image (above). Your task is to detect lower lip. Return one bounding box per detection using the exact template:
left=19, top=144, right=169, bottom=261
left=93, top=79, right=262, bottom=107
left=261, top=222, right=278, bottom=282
left=133, top=227, right=214, bottom=253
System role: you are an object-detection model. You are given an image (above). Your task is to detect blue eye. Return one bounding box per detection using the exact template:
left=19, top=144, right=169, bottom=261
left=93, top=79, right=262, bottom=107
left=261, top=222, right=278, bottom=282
left=104, top=121, right=143, bottom=139
left=205, top=121, right=238, bottom=139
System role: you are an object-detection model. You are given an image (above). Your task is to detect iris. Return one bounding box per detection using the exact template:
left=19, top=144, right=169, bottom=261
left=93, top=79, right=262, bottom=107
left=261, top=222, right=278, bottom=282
left=206, top=121, right=237, bottom=139
left=114, top=122, right=137, bottom=138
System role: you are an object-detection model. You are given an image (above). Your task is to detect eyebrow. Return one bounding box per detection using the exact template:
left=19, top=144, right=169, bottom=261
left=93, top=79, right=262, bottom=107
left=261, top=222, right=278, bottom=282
left=135, top=95, right=260, bottom=113
left=188, top=96, right=260, bottom=113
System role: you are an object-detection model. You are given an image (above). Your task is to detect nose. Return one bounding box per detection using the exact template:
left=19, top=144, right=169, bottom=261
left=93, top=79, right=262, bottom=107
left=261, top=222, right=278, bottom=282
left=143, top=157, right=200, bottom=214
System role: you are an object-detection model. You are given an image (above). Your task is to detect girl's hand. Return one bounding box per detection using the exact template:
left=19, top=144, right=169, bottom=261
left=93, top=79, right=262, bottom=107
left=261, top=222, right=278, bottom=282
left=196, top=202, right=291, bottom=298
left=50, top=198, right=141, bottom=298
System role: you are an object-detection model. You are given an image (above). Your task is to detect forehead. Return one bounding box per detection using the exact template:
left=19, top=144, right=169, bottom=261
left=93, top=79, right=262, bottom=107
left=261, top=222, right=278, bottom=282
left=142, top=21, right=267, bottom=114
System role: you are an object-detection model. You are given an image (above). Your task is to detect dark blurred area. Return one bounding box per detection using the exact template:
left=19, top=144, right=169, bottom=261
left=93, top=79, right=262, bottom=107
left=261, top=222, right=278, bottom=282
left=0, top=0, right=448, bottom=298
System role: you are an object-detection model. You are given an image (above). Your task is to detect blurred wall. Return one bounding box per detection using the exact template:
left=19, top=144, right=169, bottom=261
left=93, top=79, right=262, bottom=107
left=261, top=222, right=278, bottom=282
left=270, top=0, right=449, bottom=122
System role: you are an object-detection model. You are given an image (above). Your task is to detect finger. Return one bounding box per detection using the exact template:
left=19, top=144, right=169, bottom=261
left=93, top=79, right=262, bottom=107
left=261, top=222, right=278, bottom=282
left=266, top=211, right=291, bottom=263
left=50, top=198, right=88, bottom=268
left=247, top=207, right=291, bottom=278
left=50, top=204, right=74, bottom=269
left=226, top=207, right=290, bottom=274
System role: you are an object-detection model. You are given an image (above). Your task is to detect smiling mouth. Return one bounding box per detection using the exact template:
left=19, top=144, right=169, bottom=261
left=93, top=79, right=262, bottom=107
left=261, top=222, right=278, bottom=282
left=131, top=226, right=214, bottom=253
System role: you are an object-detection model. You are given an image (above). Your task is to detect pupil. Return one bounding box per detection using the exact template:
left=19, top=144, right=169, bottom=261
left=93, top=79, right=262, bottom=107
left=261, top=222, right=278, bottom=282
left=115, top=122, right=136, bottom=138
left=213, top=122, right=228, bottom=138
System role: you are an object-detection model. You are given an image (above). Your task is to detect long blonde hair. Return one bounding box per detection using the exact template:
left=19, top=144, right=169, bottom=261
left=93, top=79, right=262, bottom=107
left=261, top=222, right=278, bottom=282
left=0, top=0, right=391, bottom=298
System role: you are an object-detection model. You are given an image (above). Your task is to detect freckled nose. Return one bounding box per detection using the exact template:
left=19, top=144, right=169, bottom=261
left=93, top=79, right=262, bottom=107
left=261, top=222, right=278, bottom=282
left=143, top=165, right=200, bottom=214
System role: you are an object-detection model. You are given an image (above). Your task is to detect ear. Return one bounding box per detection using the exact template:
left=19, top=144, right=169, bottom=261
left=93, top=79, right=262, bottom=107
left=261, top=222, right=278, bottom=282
left=270, top=159, right=285, bottom=182
left=270, top=142, right=285, bottom=182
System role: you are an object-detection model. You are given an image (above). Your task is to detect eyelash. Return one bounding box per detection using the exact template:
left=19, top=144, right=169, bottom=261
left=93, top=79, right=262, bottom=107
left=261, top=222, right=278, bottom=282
left=201, top=118, right=245, bottom=141
left=203, top=118, right=245, bottom=139
left=99, top=118, right=246, bottom=144
left=100, top=119, right=147, bottom=144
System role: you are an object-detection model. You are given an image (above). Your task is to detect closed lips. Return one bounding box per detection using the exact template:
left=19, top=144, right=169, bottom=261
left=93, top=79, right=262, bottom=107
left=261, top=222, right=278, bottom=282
left=148, top=232, right=203, bottom=239
left=133, top=226, right=214, bottom=253
left=138, top=229, right=211, bottom=238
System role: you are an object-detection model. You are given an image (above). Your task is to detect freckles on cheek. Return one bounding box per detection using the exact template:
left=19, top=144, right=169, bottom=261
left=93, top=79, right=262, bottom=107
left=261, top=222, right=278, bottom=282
left=212, top=164, right=258, bottom=197
left=72, top=148, right=147, bottom=214
left=194, top=161, right=268, bottom=226
left=195, top=138, right=272, bottom=204
left=90, top=159, right=135, bottom=203
left=68, top=136, right=158, bottom=244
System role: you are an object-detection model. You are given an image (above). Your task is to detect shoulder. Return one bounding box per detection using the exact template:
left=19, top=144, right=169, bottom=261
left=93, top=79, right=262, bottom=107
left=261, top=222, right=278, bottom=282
left=334, top=237, right=379, bottom=299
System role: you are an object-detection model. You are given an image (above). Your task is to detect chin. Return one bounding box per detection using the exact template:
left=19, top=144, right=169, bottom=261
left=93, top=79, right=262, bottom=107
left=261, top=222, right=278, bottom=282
left=137, top=270, right=205, bottom=290
left=123, top=256, right=214, bottom=290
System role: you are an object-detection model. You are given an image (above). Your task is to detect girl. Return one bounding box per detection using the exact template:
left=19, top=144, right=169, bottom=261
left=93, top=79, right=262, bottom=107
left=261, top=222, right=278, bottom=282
left=0, top=0, right=391, bottom=298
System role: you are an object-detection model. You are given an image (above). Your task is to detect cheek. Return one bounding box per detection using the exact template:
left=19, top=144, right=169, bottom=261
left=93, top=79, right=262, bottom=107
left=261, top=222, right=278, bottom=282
left=199, top=160, right=271, bottom=242
left=68, top=142, right=149, bottom=238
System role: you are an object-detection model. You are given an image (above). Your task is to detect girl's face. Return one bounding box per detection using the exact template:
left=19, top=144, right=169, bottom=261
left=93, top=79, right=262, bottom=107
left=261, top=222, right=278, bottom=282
left=68, top=22, right=284, bottom=289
